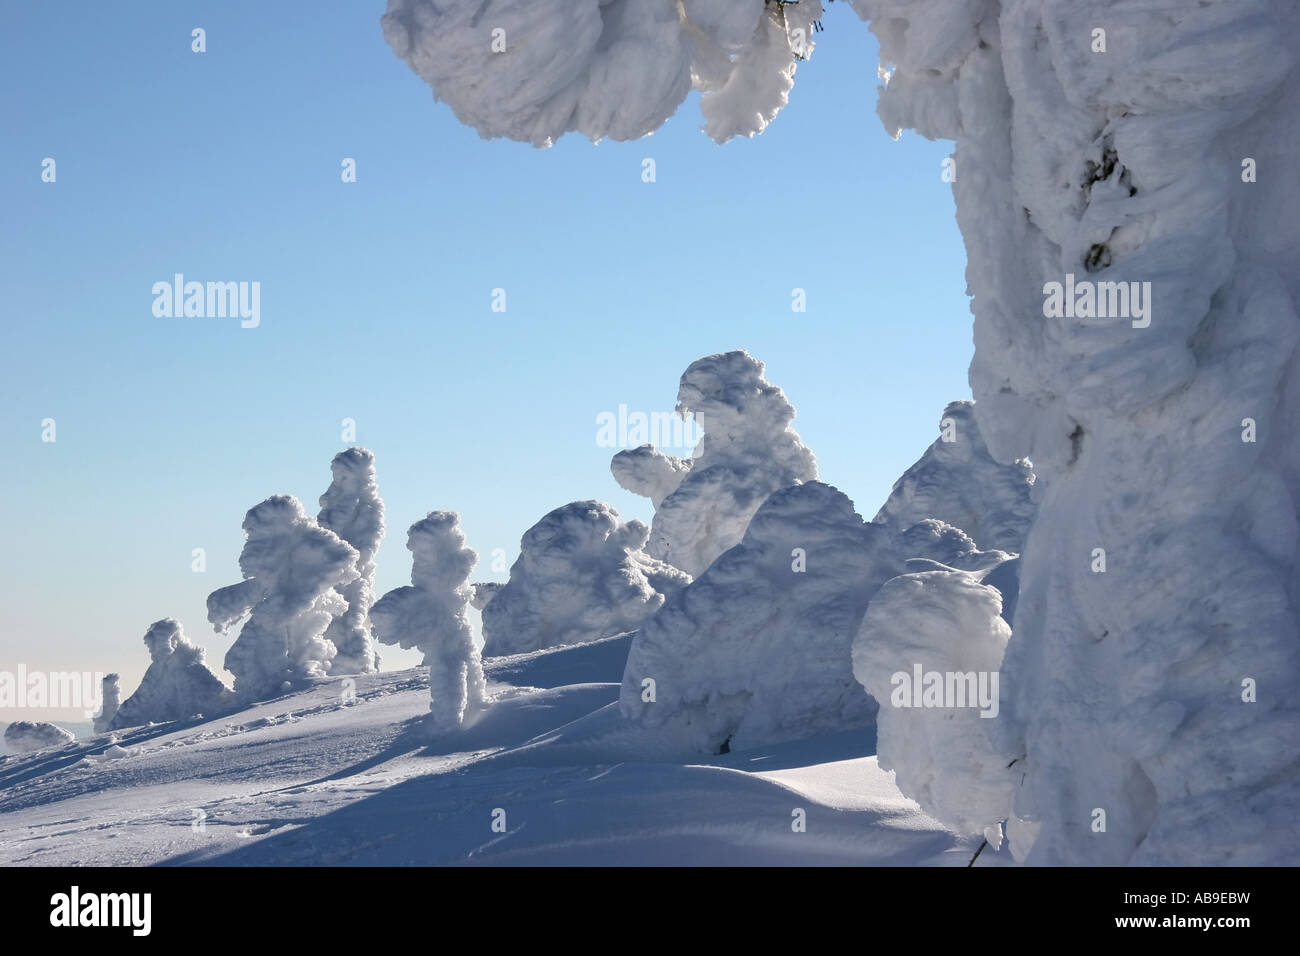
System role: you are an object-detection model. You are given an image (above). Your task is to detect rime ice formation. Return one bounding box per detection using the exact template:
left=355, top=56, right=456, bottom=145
left=621, top=482, right=883, bottom=753
left=469, top=582, right=502, bottom=612
left=370, top=511, right=487, bottom=729
left=366, top=0, right=1300, bottom=864
left=108, top=620, right=231, bottom=731
left=415, top=0, right=1300, bottom=866
left=480, top=501, right=691, bottom=656
left=849, top=0, right=1300, bottom=865
left=381, top=0, right=821, bottom=146
left=874, top=400, right=1035, bottom=553
left=317, top=448, right=385, bottom=676
left=620, top=475, right=1020, bottom=754
left=207, top=495, right=360, bottom=702
left=609, top=445, right=692, bottom=511
left=852, top=568, right=1016, bottom=849
left=4, top=721, right=75, bottom=754
left=93, top=674, right=120, bottom=734
left=611, top=351, right=818, bottom=577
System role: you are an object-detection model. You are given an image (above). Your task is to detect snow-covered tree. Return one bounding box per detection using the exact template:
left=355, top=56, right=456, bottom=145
left=622, top=402, right=1029, bottom=754
left=479, top=500, right=691, bottom=656
left=93, top=674, right=120, bottom=734
left=852, top=0, right=1300, bottom=865
left=392, top=0, right=1300, bottom=865
left=4, top=721, right=75, bottom=754
left=874, top=400, right=1035, bottom=554
left=317, top=447, right=385, bottom=675
left=611, top=350, right=817, bottom=576
left=370, top=511, right=486, bottom=730
left=621, top=481, right=882, bottom=753
left=381, top=0, right=823, bottom=146
left=469, top=582, right=502, bottom=612
left=207, top=495, right=359, bottom=702
left=108, top=619, right=231, bottom=730
left=852, top=568, right=1017, bottom=852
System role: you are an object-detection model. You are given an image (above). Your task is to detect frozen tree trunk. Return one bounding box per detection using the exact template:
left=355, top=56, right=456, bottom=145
left=854, top=0, right=1300, bottom=864
left=317, top=447, right=386, bottom=676
left=208, top=496, right=359, bottom=702
left=93, top=674, right=121, bottom=734
left=371, top=511, right=488, bottom=731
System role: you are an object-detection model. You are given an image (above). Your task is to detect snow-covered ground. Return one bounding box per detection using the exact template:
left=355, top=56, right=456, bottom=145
left=0, top=636, right=989, bottom=866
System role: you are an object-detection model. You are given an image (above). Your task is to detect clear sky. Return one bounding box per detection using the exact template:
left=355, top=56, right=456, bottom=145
left=0, top=1, right=968, bottom=722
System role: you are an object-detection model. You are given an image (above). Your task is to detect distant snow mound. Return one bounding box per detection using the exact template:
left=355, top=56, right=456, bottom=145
left=4, top=721, right=75, bottom=754
left=109, top=619, right=231, bottom=731
left=207, top=495, right=359, bottom=702
left=370, top=511, right=486, bottom=730
left=874, top=401, right=1035, bottom=553
left=381, top=0, right=820, bottom=146
left=612, top=350, right=817, bottom=577
left=481, top=501, right=691, bottom=656
left=317, top=447, right=385, bottom=676
left=621, top=481, right=887, bottom=753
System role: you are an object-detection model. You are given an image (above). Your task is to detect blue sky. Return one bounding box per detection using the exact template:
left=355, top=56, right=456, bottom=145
left=0, top=1, right=968, bottom=719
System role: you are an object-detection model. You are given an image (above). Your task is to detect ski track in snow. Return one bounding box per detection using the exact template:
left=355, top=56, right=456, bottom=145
left=0, top=635, right=990, bottom=866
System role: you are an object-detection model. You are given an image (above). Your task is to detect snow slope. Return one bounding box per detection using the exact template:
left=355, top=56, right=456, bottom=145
left=0, top=636, right=988, bottom=866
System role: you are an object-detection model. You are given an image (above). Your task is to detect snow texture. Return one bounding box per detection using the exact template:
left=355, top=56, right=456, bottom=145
left=207, top=495, right=360, bottom=703
left=480, top=500, right=691, bottom=656
left=612, top=350, right=818, bottom=577
left=874, top=400, right=1035, bottom=553
left=852, top=568, right=1016, bottom=843
left=317, top=447, right=385, bottom=676
left=381, top=0, right=819, bottom=146
left=108, top=620, right=231, bottom=731
left=4, top=721, right=75, bottom=754
left=370, top=511, right=487, bottom=730
left=621, top=481, right=883, bottom=753
left=0, top=646, right=989, bottom=867
left=853, top=0, right=1300, bottom=864
left=469, top=582, right=503, bottom=611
